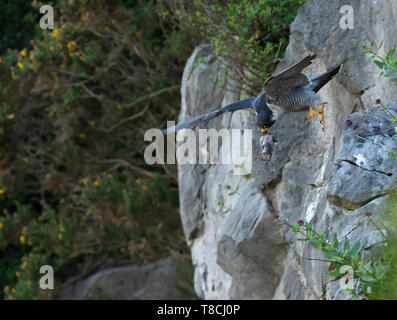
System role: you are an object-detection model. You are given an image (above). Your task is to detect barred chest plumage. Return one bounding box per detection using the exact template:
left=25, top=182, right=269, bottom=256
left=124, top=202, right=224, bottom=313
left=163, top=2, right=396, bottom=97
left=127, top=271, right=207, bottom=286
left=268, top=86, right=321, bottom=121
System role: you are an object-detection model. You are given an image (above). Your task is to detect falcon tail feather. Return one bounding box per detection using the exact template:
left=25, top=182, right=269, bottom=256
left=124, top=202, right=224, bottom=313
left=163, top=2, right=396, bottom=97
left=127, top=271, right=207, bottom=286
left=309, top=65, right=342, bottom=93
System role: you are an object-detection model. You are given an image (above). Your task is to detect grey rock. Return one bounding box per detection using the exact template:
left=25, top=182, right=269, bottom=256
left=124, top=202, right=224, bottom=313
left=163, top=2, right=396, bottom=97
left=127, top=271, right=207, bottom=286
left=177, top=0, right=397, bottom=300
left=327, top=103, right=397, bottom=209
left=217, top=181, right=286, bottom=299
left=59, top=257, right=185, bottom=300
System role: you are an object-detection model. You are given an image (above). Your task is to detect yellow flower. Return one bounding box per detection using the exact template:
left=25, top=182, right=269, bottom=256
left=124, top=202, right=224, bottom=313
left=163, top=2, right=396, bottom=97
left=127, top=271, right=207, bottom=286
left=20, top=235, right=25, bottom=244
left=11, top=288, right=16, bottom=293
left=58, top=233, right=62, bottom=239
left=82, top=178, right=88, bottom=185
left=60, top=64, right=65, bottom=69
left=93, top=180, right=99, bottom=186
left=0, top=188, right=4, bottom=194
left=79, top=55, right=84, bottom=61
left=50, top=46, right=54, bottom=51
left=67, top=42, right=76, bottom=52
left=17, top=62, right=23, bottom=69
left=0, top=222, right=3, bottom=229
left=20, top=49, right=27, bottom=57
left=89, top=120, right=96, bottom=126
left=22, top=260, right=27, bottom=267
left=51, top=29, right=59, bottom=38
left=117, top=104, right=122, bottom=110
left=7, top=114, right=14, bottom=119
left=79, top=132, right=86, bottom=138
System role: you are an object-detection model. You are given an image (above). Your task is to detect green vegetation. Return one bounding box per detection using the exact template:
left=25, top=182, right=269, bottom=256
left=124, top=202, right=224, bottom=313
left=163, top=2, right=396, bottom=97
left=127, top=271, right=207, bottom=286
left=362, top=45, right=397, bottom=299
left=0, top=0, right=193, bottom=300
left=0, top=0, right=304, bottom=299
left=170, top=0, right=306, bottom=95
left=278, top=215, right=389, bottom=299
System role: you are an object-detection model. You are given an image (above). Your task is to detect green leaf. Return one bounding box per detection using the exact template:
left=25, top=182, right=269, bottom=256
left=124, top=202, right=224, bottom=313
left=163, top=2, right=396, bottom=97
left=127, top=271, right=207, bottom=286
left=328, top=262, right=338, bottom=272
left=374, top=60, right=386, bottom=69
left=348, top=240, right=361, bottom=257
left=308, top=237, right=322, bottom=249
left=343, top=238, right=350, bottom=254
left=332, top=234, right=339, bottom=249
left=324, top=252, right=345, bottom=263
left=351, top=295, right=365, bottom=300
left=384, top=69, right=397, bottom=77
left=329, top=270, right=343, bottom=277
left=385, top=46, right=396, bottom=61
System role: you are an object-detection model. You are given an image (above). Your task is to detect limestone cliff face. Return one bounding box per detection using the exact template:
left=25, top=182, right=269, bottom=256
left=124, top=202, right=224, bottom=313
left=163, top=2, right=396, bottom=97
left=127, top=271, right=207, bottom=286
left=177, top=0, right=397, bottom=299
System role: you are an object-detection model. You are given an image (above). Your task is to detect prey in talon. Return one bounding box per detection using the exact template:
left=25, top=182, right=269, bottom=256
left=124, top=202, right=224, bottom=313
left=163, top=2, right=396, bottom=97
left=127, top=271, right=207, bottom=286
left=260, top=133, right=275, bottom=162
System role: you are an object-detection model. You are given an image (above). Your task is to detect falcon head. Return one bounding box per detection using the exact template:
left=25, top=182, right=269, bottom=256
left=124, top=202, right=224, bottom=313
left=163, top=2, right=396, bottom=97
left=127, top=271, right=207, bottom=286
left=254, top=92, right=275, bottom=132
left=257, top=110, right=275, bottom=131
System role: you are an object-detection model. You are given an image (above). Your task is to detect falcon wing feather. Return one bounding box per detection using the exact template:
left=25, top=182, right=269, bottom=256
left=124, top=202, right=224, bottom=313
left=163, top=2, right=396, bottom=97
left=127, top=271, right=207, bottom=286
left=262, top=54, right=316, bottom=98
left=162, top=98, right=255, bottom=135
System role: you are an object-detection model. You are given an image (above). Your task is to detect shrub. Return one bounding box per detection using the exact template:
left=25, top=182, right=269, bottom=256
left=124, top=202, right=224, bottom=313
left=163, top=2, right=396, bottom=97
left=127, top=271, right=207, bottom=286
left=169, top=0, right=306, bottom=95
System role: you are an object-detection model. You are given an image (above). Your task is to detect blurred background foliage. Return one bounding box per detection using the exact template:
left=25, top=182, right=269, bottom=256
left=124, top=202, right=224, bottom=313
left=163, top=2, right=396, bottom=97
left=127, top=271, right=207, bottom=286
left=0, top=0, right=303, bottom=299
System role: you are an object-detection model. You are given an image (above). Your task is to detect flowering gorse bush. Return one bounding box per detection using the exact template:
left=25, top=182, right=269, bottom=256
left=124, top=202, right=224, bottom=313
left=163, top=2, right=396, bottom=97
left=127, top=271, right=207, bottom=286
left=0, top=0, right=191, bottom=299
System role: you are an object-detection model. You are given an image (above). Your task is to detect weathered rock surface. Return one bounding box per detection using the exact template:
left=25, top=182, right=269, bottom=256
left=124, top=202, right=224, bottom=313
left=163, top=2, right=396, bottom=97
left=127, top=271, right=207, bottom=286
left=178, top=0, right=397, bottom=299
left=60, top=257, right=186, bottom=300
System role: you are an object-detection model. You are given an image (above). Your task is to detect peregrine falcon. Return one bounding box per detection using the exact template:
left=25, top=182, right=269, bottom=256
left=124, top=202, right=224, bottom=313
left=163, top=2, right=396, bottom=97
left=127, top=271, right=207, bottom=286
left=162, top=54, right=341, bottom=159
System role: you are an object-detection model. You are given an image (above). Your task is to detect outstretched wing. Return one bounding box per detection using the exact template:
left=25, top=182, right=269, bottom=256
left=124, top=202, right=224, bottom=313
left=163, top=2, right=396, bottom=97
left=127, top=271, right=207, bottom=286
left=262, top=54, right=316, bottom=99
left=162, top=98, right=255, bottom=135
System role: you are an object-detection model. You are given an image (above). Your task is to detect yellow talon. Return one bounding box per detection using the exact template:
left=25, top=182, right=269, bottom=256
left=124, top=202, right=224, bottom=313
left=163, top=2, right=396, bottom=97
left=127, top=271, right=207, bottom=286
left=261, top=126, right=269, bottom=133
left=306, top=103, right=327, bottom=131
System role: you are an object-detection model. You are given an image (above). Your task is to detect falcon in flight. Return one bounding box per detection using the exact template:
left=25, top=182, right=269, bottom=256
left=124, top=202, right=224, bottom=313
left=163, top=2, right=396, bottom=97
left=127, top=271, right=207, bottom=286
left=162, top=54, right=341, bottom=159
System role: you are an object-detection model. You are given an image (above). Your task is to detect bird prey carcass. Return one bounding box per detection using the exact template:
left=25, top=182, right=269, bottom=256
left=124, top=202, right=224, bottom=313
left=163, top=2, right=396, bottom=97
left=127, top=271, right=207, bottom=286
left=162, top=54, right=341, bottom=160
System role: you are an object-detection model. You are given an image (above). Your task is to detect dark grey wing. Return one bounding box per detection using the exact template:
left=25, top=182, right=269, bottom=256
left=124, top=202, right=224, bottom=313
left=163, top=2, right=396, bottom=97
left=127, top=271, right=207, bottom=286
left=309, top=65, right=341, bottom=93
left=162, top=98, right=255, bottom=135
left=262, top=54, right=316, bottom=98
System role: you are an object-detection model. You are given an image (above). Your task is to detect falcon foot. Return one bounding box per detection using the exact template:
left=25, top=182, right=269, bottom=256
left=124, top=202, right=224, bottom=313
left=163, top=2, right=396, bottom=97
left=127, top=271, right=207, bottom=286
left=306, top=103, right=327, bottom=131
left=260, top=125, right=269, bottom=133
